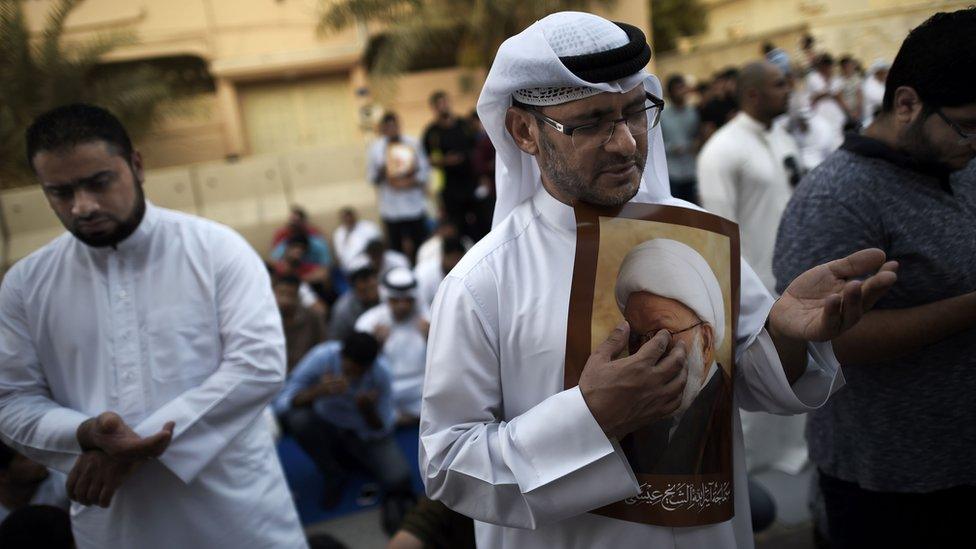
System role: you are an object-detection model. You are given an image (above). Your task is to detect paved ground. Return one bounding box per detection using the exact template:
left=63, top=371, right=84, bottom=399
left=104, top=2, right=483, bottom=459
left=305, top=465, right=820, bottom=549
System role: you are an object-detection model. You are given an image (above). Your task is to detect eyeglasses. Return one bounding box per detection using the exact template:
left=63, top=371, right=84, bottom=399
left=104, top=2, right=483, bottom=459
left=628, top=320, right=704, bottom=353
left=934, top=109, right=976, bottom=145
left=520, top=92, right=665, bottom=151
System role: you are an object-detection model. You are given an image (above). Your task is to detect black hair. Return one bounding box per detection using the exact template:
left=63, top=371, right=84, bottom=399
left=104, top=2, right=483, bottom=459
left=816, top=53, right=834, bottom=67
left=882, top=7, right=976, bottom=112
left=665, top=74, right=687, bottom=98
left=339, top=206, right=355, bottom=217
left=0, top=505, right=74, bottom=549
left=429, top=90, right=448, bottom=106
left=441, top=235, right=466, bottom=256
left=341, top=332, right=380, bottom=367
left=720, top=67, right=739, bottom=80
left=839, top=55, right=855, bottom=67
left=761, top=42, right=775, bottom=55
left=365, top=239, right=385, bottom=254
left=380, top=112, right=398, bottom=125
left=801, top=34, right=815, bottom=50
left=290, top=206, right=308, bottom=220
left=287, top=233, right=310, bottom=250
left=0, top=441, right=15, bottom=470
left=273, top=274, right=301, bottom=289
left=349, top=266, right=378, bottom=284
left=25, top=103, right=133, bottom=171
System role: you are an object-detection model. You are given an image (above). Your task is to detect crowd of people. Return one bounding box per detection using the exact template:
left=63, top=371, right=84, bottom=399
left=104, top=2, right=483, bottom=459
left=0, top=6, right=973, bottom=549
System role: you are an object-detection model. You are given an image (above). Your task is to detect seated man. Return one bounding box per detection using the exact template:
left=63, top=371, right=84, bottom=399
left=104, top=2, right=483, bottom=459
left=416, top=219, right=472, bottom=267
left=362, top=238, right=411, bottom=276
left=273, top=274, right=327, bottom=373
left=414, top=236, right=465, bottom=309
left=356, top=268, right=429, bottom=422
left=0, top=443, right=69, bottom=524
left=333, top=207, right=382, bottom=273
left=273, top=333, right=413, bottom=512
left=271, top=206, right=333, bottom=268
left=329, top=257, right=381, bottom=342
left=276, top=233, right=337, bottom=308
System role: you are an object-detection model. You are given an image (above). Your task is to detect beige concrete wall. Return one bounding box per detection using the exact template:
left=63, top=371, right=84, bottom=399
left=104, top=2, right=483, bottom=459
left=658, top=0, right=971, bottom=80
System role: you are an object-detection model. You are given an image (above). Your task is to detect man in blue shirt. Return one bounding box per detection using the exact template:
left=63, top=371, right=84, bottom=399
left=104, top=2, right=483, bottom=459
left=274, top=333, right=412, bottom=514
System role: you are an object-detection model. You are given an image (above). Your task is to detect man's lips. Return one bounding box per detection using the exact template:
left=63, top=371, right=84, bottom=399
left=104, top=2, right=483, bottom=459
left=76, top=218, right=113, bottom=232
left=600, top=162, right=637, bottom=178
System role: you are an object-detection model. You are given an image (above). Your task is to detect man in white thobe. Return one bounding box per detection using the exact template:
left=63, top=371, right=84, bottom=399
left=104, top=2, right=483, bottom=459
left=333, top=207, right=382, bottom=273
left=698, top=61, right=802, bottom=293
left=0, top=104, right=306, bottom=548
left=414, top=236, right=466, bottom=309
left=356, top=267, right=430, bottom=420
left=420, top=12, right=898, bottom=549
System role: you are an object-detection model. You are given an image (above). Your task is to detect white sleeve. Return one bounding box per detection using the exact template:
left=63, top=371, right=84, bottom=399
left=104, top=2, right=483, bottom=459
left=133, top=228, right=286, bottom=483
left=734, top=260, right=845, bottom=414
left=697, top=142, right=740, bottom=222
left=420, top=276, right=638, bottom=530
left=0, top=268, right=88, bottom=474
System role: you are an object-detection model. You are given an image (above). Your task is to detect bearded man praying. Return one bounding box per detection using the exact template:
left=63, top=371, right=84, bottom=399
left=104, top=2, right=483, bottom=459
left=419, top=12, right=897, bottom=549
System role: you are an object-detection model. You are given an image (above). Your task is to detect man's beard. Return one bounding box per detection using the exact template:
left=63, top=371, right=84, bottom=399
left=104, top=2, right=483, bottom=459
left=899, top=113, right=958, bottom=176
left=70, top=184, right=146, bottom=248
left=670, top=331, right=710, bottom=418
left=538, top=130, right=645, bottom=207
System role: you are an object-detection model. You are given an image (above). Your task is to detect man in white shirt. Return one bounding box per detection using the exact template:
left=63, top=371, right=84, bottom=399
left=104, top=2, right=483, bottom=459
left=698, top=61, right=803, bottom=292
left=0, top=104, right=306, bottom=548
left=414, top=236, right=465, bottom=309
left=333, top=207, right=382, bottom=272
left=420, top=12, right=897, bottom=549
left=368, top=112, right=432, bottom=261
left=806, top=54, right=847, bottom=151
left=356, top=267, right=429, bottom=422
left=363, top=238, right=411, bottom=276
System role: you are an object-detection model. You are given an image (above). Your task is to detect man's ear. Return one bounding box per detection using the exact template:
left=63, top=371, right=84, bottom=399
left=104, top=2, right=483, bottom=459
left=505, top=107, right=540, bottom=156
left=129, top=150, right=145, bottom=185
left=892, top=86, right=924, bottom=127
left=701, top=323, right=715, bottom=367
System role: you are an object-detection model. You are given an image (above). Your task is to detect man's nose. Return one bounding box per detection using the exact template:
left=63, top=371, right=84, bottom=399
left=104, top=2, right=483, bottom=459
left=71, top=189, right=100, bottom=217
left=604, top=120, right=637, bottom=155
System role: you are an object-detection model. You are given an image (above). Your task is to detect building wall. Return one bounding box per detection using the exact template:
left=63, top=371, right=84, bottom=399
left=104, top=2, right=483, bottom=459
left=657, top=0, right=970, bottom=80
left=2, top=0, right=651, bottom=270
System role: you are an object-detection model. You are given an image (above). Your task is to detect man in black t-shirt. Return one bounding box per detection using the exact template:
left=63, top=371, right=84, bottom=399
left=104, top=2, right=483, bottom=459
left=422, top=91, right=479, bottom=240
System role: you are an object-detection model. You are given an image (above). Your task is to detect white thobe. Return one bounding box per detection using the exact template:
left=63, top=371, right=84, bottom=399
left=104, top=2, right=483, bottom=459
left=698, top=112, right=799, bottom=292
left=0, top=204, right=306, bottom=549
left=356, top=304, right=428, bottom=417
left=414, top=258, right=445, bottom=309
left=420, top=187, right=843, bottom=549
left=333, top=220, right=382, bottom=272
left=366, top=136, right=431, bottom=221
left=806, top=72, right=846, bottom=150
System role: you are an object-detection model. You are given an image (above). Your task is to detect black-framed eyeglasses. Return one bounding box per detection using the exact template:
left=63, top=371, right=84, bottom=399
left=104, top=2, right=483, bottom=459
left=935, top=109, right=976, bottom=145
left=628, top=320, right=704, bottom=353
left=520, top=92, right=665, bottom=151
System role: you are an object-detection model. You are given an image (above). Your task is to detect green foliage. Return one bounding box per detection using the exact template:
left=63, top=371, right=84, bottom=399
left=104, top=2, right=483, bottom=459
left=651, top=0, right=707, bottom=53
left=319, top=0, right=612, bottom=78
left=0, top=0, right=180, bottom=189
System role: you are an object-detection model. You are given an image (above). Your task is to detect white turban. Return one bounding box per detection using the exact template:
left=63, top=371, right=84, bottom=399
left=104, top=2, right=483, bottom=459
left=382, top=266, right=418, bottom=300
left=614, top=239, right=725, bottom=348
left=477, top=11, right=672, bottom=228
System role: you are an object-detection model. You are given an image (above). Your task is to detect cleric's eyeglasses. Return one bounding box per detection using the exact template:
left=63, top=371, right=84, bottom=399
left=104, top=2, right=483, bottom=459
left=628, top=320, right=704, bottom=352
left=519, top=92, right=665, bottom=151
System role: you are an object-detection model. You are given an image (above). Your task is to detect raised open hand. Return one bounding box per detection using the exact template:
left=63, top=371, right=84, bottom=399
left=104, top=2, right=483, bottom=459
left=769, top=248, right=898, bottom=342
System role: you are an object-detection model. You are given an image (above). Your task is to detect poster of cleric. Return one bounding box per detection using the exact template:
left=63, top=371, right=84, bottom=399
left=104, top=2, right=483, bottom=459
left=564, top=201, right=740, bottom=527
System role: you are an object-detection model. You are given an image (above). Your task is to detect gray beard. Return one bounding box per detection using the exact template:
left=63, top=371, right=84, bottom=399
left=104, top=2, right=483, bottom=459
left=537, top=130, right=644, bottom=207
left=670, top=331, right=710, bottom=418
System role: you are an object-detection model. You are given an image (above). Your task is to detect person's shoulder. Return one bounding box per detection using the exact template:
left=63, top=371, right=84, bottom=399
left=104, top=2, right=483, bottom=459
left=356, top=303, right=388, bottom=328
left=3, top=231, right=74, bottom=289
left=305, top=340, right=342, bottom=363
left=155, top=205, right=247, bottom=246
left=698, top=121, right=745, bottom=162
left=448, top=199, right=539, bottom=283
left=796, top=149, right=875, bottom=197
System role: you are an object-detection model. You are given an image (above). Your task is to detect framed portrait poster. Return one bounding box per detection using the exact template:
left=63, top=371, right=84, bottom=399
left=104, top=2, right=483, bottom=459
left=565, top=202, right=741, bottom=527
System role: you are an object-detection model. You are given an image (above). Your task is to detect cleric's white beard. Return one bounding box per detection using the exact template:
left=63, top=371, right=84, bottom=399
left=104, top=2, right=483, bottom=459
left=671, top=332, right=710, bottom=418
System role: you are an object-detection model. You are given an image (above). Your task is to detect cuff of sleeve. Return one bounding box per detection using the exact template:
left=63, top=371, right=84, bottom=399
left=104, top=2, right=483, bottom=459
left=508, top=386, right=638, bottom=495
left=740, top=330, right=844, bottom=413
left=134, top=399, right=228, bottom=484
left=36, top=408, right=88, bottom=474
